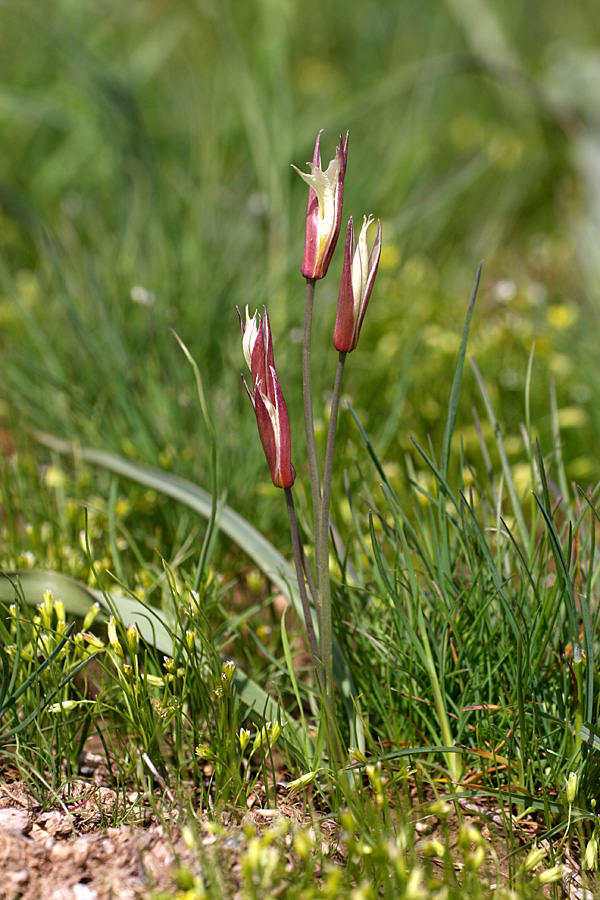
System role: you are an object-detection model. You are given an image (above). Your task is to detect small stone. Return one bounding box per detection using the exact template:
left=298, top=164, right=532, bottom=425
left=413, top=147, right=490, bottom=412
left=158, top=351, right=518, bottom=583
left=51, top=842, right=74, bottom=861
left=73, top=884, right=98, bottom=900
left=38, top=810, right=72, bottom=837
left=7, top=868, right=29, bottom=885
left=0, top=807, right=31, bottom=835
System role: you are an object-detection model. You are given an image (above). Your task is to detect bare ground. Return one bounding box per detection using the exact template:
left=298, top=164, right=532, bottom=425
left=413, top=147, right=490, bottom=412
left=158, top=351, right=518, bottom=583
left=0, top=759, right=322, bottom=900
left=0, top=758, right=594, bottom=900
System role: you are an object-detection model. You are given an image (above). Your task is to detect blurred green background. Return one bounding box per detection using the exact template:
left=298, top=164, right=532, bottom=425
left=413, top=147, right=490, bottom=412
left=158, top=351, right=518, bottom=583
left=1, top=0, right=600, bottom=551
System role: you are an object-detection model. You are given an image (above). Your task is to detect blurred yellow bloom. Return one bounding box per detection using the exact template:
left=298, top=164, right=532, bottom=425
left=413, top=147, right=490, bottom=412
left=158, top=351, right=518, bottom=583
left=547, top=303, right=577, bottom=330
left=45, top=465, right=67, bottom=488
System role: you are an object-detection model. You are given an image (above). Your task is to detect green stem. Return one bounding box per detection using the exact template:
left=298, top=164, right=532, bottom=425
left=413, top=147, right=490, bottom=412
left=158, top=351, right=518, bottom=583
left=170, top=330, right=218, bottom=593
left=417, top=605, right=461, bottom=783
left=284, top=487, right=319, bottom=666
left=303, top=278, right=321, bottom=561
left=316, top=351, right=347, bottom=734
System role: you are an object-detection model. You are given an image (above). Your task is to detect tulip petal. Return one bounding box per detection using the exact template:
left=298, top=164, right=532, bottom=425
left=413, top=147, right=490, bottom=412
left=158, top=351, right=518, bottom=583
left=332, top=216, right=381, bottom=353
left=240, top=310, right=295, bottom=489
left=332, top=218, right=357, bottom=353
left=293, top=131, right=349, bottom=280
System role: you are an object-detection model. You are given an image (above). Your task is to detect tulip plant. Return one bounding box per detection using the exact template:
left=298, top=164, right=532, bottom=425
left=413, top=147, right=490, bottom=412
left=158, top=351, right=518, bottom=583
left=239, top=130, right=381, bottom=755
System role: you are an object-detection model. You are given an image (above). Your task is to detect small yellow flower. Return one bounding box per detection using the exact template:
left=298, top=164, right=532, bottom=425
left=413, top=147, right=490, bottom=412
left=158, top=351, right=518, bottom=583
left=538, top=864, right=567, bottom=884
left=126, top=624, right=140, bottom=656
left=287, top=770, right=320, bottom=792
left=238, top=728, right=251, bottom=754
left=566, top=771, right=578, bottom=805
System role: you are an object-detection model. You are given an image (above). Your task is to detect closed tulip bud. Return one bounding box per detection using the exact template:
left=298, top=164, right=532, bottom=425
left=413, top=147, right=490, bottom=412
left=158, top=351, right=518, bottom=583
left=292, top=130, right=349, bottom=280
left=333, top=215, right=382, bottom=353
left=238, top=306, right=295, bottom=489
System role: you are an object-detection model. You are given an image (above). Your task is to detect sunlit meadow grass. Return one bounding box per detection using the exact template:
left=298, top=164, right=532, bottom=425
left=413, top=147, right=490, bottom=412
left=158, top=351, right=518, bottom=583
left=2, top=1, right=600, bottom=897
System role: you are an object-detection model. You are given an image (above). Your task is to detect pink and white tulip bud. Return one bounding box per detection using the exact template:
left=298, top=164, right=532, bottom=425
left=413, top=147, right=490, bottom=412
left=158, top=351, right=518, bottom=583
left=292, top=130, right=349, bottom=280
left=332, top=215, right=382, bottom=353
left=238, top=306, right=296, bottom=489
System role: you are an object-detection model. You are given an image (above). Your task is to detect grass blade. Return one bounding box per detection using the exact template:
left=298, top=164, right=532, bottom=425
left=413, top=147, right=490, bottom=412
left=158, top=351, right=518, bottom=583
left=440, top=261, right=481, bottom=482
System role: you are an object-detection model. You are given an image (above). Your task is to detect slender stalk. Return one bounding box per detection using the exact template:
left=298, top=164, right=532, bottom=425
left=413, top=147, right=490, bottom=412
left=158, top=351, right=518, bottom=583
left=300, top=542, right=318, bottom=605
left=285, top=487, right=319, bottom=665
left=421, top=627, right=462, bottom=783
left=302, top=278, right=321, bottom=560
left=170, top=330, right=218, bottom=593
left=316, top=351, right=347, bottom=728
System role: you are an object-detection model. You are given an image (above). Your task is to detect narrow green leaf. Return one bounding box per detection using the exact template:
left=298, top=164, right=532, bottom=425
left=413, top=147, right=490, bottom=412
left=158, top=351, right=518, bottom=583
left=549, top=377, right=573, bottom=520
left=579, top=592, right=594, bottom=725
left=440, top=261, right=481, bottom=481
left=459, top=493, right=520, bottom=640
left=470, top=358, right=529, bottom=550
left=531, top=492, right=579, bottom=651
left=0, top=644, right=10, bottom=712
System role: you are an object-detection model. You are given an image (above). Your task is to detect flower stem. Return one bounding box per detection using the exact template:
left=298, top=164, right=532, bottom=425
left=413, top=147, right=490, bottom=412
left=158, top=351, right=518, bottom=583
left=316, top=351, right=347, bottom=728
left=285, top=486, right=319, bottom=666
left=303, top=278, right=321, bottom=562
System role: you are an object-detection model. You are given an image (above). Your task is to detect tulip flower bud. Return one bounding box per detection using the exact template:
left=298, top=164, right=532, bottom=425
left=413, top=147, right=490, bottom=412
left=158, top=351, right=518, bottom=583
left=238, top=306, right=296, bottom=489
left=292, top=130, right=349, bottom=280
left=333, top=215, right=382, bottom=353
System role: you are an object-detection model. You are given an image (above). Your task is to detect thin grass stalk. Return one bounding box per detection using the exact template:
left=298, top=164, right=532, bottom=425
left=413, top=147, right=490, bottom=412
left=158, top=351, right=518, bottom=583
left=170, top=330, right=218, bottom=593
left=316, top=351, right=347, bottom=740
left=302, top=277, right=321, bottom=556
